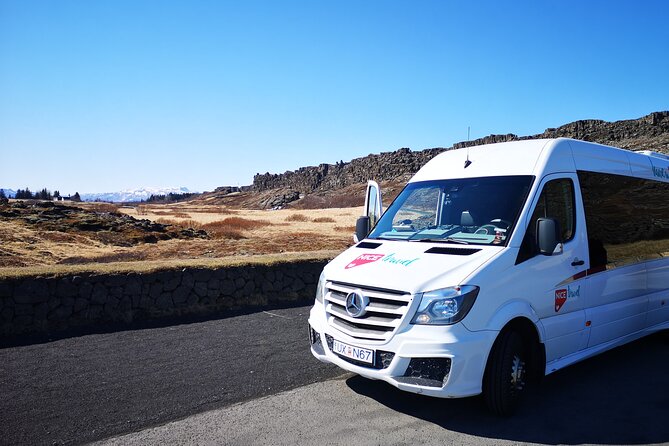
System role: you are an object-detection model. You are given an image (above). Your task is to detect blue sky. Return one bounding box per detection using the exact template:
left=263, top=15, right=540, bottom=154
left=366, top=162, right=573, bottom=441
left=1, top=0, right=668, bottom=194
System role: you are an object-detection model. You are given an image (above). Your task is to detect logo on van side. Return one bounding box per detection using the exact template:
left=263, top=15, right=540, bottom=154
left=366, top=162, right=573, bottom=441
left=652, top=165, right=669, bottom=180
left=381, top=253, right=420, bottom=267
left=555, top=285, right=580, bottom=312
left=345, top=254, right=385, bottom=269
left=345, top=253, right=420, bottom=269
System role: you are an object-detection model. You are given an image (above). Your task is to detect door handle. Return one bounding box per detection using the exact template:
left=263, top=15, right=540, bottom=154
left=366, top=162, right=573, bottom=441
left=571, top=259, right=585, bottom=266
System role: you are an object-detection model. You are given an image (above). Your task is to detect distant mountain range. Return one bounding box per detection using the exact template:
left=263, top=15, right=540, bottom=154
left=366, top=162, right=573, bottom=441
left=81, top=187, right=194, bottom=203
left=0, top=188, right=17, bottom=198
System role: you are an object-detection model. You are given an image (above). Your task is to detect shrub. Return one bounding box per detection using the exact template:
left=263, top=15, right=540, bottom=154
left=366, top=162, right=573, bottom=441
left=199, top=221, right=248, bottom=239
left=312, top=217, right=335, bottom=223
left=285, top=213, right=309, bottom=222
left=334, top=225, right=357, bottom=232
left=206, top=217, right=271, bottom=231
left=89, top=203, right=120, bottom=213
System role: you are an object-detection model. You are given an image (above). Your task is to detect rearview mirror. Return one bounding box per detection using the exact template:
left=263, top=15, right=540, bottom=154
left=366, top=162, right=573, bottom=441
left=537, top=218, right=561, bottom=255
left=355, top=216, right=370, bottom=243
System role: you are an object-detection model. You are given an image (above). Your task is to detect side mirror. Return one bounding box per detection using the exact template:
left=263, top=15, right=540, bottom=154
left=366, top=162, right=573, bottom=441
left=355, top=216, right=370, bottom=243
left=537, top=218, right=561, bottom=255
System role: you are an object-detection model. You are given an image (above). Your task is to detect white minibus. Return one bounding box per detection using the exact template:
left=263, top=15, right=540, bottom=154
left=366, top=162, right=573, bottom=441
left=308, top=138, right=669, bottom=414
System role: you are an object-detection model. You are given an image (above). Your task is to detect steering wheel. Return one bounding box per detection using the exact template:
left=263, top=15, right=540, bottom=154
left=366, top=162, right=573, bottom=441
left=489, top=219, right=511, bottom=229
left=392, top=219, right=415, bottom=232
left=475, top=225, right=497, bottom=235
left=474, top=219, right=512, bottom=235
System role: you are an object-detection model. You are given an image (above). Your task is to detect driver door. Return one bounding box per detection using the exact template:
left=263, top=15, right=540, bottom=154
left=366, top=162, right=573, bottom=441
left=517, top=173, right=590, bottom=363
left=354, top=181, right=383, bottom=243
left=364, top=180, right=383, bottom=229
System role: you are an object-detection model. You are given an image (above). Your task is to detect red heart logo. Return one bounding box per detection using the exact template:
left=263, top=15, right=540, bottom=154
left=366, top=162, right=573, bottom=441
left=555, top=289, right=567, bottom=312
left=345, top=254, right=385, bottom=269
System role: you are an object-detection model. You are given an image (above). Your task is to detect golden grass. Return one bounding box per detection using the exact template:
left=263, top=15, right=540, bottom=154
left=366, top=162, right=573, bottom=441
left=156, top=218, right=203, bottom=229
left=0, top=204, right=363, bottom=273
left=151, top=211, right=191, bottom=218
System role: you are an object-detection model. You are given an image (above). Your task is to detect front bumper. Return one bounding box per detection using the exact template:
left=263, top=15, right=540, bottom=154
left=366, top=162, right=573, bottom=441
left=308, top=303, right=497, bottom=398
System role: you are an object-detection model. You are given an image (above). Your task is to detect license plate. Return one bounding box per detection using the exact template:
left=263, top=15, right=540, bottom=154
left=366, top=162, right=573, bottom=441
left=331, top=339, right=374, bottom=365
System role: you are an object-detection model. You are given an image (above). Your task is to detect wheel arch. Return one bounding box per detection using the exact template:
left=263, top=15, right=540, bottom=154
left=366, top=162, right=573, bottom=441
left=483, top=299, right=546, bottom=342
left=486, top=316, right=547, bottom=385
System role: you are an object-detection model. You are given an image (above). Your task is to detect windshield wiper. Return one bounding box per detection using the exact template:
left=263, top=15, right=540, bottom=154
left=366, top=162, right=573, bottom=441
left=409, top=237, right=469, bottom=245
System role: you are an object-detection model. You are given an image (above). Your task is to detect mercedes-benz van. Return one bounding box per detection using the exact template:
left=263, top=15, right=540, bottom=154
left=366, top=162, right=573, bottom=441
left=308, top=138, right=669, bottom=415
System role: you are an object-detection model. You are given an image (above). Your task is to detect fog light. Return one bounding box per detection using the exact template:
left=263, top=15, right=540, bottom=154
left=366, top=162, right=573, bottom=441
left=309, top=326, right=325, bottom=356
left=309, top=326, right=322, bottom=346
left=395, top=357, right=452, bottom=388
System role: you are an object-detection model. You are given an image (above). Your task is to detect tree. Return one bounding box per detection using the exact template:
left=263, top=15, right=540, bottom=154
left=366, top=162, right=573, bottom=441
left=37, top=188, right=51, bottom=200
left=16, top=188, right=33, bottom=199
left=54, top=190, right=61, bottom=199
left=0, top=189, right=6, bottom=200
left=72, top=192, right=81, bottom=202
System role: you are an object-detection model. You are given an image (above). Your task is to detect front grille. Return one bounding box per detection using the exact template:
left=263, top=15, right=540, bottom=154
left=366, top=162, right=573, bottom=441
left=324, top=281, right=412, bottom=342
left=325, top=334, right=394, bottom=369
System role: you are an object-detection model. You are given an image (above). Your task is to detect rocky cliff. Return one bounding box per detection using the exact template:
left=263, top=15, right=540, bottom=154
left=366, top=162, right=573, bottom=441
left=253, top=111, right=669, bottom=195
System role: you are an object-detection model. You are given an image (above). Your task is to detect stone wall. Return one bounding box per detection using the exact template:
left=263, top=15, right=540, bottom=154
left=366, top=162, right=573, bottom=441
left=0, top=260, right=326, bottom=337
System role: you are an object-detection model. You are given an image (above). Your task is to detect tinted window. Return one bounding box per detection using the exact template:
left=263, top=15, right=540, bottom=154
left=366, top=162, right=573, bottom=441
left=517, top=178, right=575, bottom=263
left=578, top=170, right=669, bottom=270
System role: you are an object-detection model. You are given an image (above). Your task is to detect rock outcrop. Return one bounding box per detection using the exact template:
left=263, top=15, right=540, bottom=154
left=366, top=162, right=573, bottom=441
left=0, top=201, right=207, bottom=246
left=253, top=111, right=669, bottom=194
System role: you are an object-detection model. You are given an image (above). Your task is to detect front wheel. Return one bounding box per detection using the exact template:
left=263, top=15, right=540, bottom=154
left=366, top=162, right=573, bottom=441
left=483, top=330, right=528, bottom=416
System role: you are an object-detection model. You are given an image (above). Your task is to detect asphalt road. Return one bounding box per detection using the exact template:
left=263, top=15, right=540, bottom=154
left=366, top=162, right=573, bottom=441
left=2, top=305, right=668, bottom=445
left=102, top=331, right=669, bottom=446
left=0, top=305, right=343, bottom=446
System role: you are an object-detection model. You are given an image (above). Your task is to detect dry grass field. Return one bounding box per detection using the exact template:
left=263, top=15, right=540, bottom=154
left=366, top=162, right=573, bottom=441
left=0, top=201, right=361, bottom=272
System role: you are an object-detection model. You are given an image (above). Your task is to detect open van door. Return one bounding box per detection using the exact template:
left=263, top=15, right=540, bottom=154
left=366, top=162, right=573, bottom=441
left=354, top=180, right=383, bottom=243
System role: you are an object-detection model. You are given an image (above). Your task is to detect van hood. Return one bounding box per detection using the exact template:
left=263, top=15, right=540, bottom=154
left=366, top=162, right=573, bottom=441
left=324, top=240, right=500, bottom=294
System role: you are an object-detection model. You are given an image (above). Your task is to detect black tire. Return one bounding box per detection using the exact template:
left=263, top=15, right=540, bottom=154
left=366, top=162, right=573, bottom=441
left=483, top=330, right=528, bottom=416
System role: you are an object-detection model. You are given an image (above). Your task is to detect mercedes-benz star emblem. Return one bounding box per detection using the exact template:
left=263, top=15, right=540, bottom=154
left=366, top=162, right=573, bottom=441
left=345, top=290, right=369, bottom=318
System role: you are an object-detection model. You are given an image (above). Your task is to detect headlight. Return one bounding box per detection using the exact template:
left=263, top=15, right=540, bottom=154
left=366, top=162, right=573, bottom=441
left=315, top=271, right=326, bottom=303
left=411, top=285, right=479, bottom=325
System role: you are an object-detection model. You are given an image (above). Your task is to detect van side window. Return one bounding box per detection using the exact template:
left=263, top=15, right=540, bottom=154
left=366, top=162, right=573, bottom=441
left=578, top=170, right=669, bottom=270
left=517, top=178, right=575, bottom=264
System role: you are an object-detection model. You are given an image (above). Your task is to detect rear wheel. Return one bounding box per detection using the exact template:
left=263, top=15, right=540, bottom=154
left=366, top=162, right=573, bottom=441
left=483, top=330, right=528, bottom=416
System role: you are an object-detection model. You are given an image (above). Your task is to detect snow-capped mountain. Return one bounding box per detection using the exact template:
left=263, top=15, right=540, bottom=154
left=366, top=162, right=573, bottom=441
left=0, top=188, right=16, bottom=198
left=81, top=187, right=195, bottom=203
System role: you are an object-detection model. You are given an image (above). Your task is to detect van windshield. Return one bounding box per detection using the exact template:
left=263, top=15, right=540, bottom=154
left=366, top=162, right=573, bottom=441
left=369, top=176, right=534, bottom=246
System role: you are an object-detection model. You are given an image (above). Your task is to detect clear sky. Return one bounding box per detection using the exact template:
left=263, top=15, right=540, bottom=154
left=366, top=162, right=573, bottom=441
left=1, top=0, right=668, bottom=195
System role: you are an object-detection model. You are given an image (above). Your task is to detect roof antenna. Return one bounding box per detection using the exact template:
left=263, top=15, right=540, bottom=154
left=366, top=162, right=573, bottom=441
left=464, top=126, right=472, bottom=168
